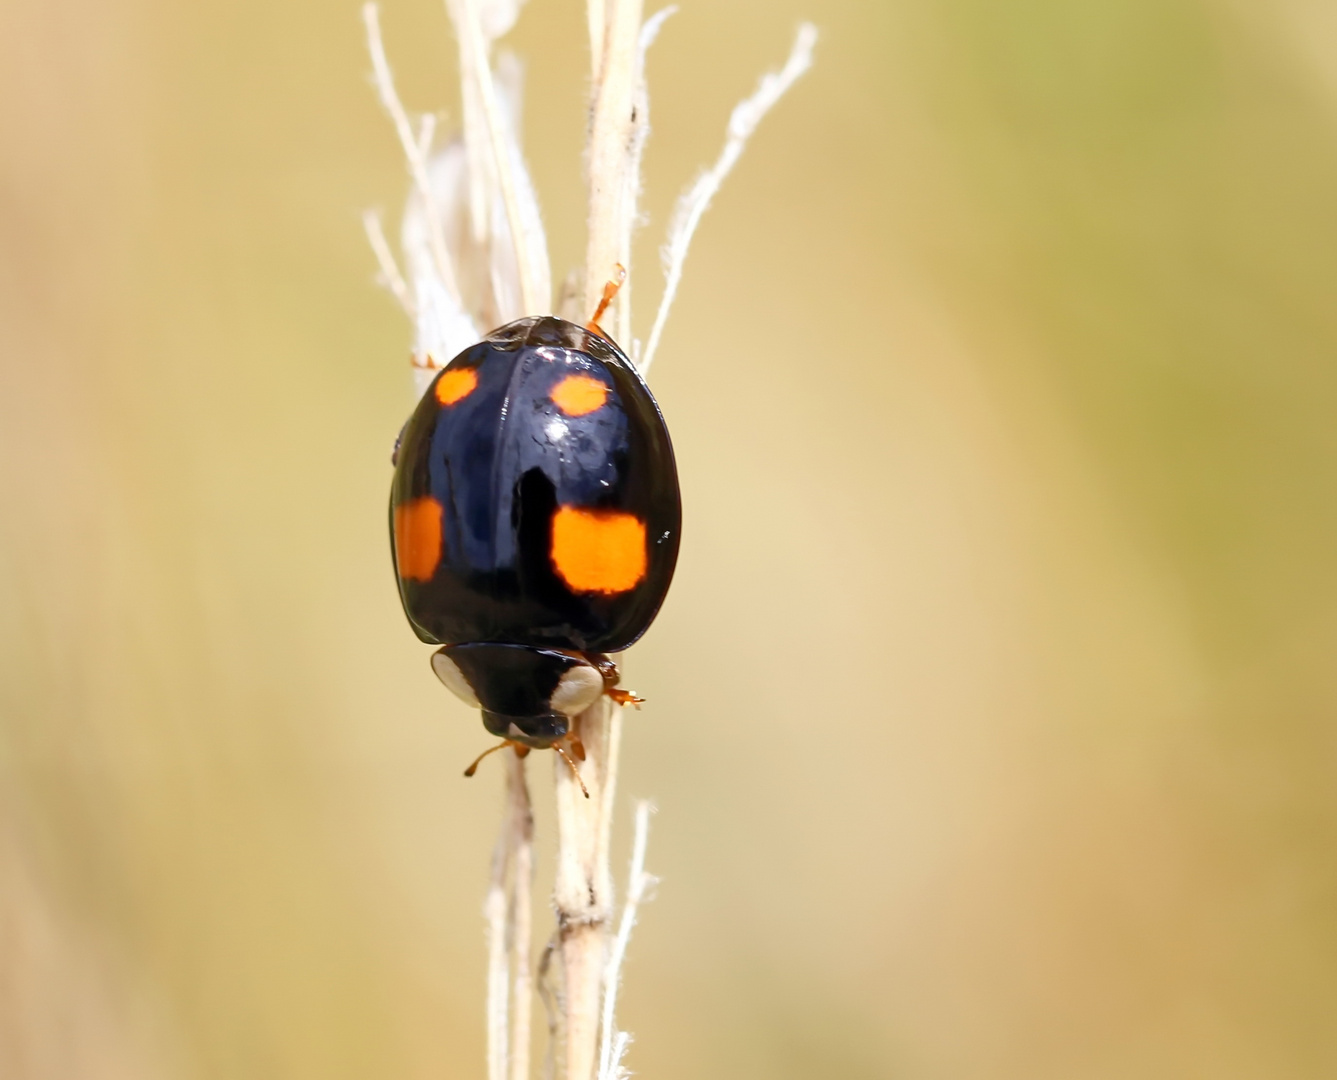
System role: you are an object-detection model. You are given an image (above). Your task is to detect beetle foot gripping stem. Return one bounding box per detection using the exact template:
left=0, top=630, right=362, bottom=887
left=607, top=688, right=644, bottom=709
left=586, top=263, right=626, bottom=339
left=580, top=653, right=644, bottom=709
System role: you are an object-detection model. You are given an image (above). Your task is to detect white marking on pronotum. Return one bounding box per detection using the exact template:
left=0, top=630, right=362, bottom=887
left=551, top=663, right=604, bottom=718
left=431, top=648, right=481, bottom=707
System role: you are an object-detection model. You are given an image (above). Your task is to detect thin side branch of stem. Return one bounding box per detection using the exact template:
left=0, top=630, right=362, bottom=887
left=363, top=3, right=462, bottom=301
left=609, top=5, right=675, bottom=348
left=362, top=208, right=416, bottom=317
left=416, top=113, right=438, bottom=159
left=597, top=801, right=656, bottom=1080
left=447, top=0, right=547, bottom=316
left=641, top=22, right=817, bottom=374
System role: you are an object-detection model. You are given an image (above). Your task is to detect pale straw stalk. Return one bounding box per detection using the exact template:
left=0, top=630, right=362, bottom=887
left=361, top=3, right=814, bottom=1075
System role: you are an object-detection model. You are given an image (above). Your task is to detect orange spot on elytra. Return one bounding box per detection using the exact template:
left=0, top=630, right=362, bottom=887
left=550, top=506, right=646, bottom=594
left=435, top=367, right=478, bottom=406
left=394, top=496, right=443, bottom=581
left=550, top=374, right=608, bottom=417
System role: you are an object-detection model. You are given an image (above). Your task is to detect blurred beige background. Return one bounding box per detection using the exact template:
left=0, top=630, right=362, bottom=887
left=4, top=0, right=1337, bottom=1076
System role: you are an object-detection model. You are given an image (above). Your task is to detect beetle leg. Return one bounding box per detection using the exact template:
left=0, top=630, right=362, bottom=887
left=607, top=687, right=644, bottom=708
left=582, top=652, right=621, bottom=689
left=580, top=652, right=644, bottom=707
left=586, top=263, right=627, bottom=339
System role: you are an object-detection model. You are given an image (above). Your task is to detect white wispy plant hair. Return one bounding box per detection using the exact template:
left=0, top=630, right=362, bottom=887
left=362, top=3, right=814, bottom=1077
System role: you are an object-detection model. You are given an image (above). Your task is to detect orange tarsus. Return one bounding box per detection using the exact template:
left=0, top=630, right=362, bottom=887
left=607, top=688, right=644, bottom=709
left=586, top=263, right=627, bottom=339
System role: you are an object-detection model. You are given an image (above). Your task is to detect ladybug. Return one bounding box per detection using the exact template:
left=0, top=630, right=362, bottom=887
left=389, top=311, right=681, bottom=786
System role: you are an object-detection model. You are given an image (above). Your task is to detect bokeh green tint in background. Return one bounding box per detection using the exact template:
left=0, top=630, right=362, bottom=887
left=3, top=0, right=1337, bottom=1076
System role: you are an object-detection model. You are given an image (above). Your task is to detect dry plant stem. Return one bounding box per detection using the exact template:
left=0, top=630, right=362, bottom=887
left=583, top=0, right=644, bottom=344
left=506, top=752, right=536, bottom=1080
left=553, top=698, right=622, bottom=1080
left=641, top=22, right=818, bottom=374
left=485, top=798, right=511, bottom=1080
left=363, top=5, right=817, bottom=1077
left=550, top=2, right=651, bottom=1074
left=536, top=935, right=563, bottom=1080
left=363, top=3, right=461, bottom=301
left=586, top=0, right=606, bottom=83
left=487, top=751, right=536, bottom=1080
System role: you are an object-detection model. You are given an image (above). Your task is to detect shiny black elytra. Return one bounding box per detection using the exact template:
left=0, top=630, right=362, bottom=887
left=389, top=316, right=681, bottom=755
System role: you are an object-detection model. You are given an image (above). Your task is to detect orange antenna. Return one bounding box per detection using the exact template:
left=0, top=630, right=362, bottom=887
left=554, top=744, right=590, bottom=798
left=586, top=263, right=627, bottom=340
left=463, top=739, right=512, bottom=777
